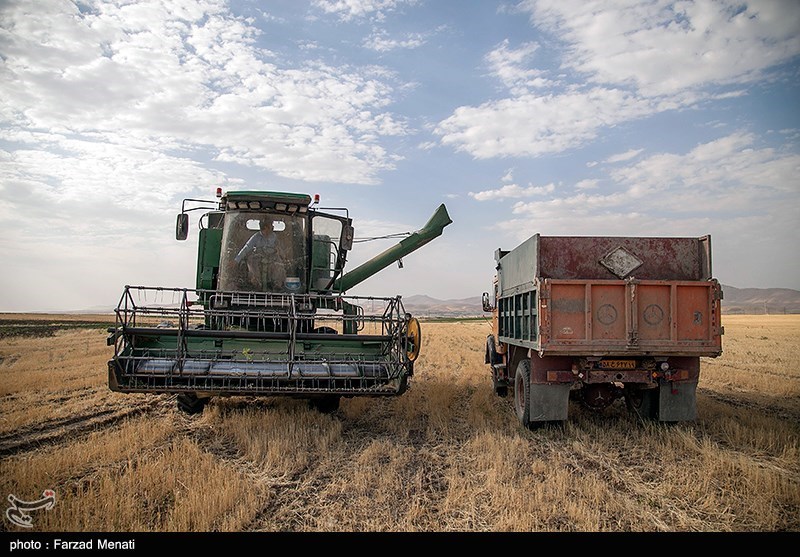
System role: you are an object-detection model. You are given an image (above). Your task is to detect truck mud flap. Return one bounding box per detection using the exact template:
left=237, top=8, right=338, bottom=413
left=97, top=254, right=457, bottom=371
left=529, top=383, right=571, bottom=422
left=657, top=379, right=698, bottom=422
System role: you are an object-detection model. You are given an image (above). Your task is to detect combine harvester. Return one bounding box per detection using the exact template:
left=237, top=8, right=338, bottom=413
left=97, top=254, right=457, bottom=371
left=107, top=189, right=452, bottom=414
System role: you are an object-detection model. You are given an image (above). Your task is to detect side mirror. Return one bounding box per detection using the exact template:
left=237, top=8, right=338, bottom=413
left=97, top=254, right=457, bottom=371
left=176, top=213, right=189, bottom=241
left=341, top=224, right=354, bottom=251
left=482, top=292, right=494, bottom=312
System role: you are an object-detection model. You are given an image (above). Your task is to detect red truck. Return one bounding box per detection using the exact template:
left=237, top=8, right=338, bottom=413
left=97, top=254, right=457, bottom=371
left=482, top=234, right=723, bottom=427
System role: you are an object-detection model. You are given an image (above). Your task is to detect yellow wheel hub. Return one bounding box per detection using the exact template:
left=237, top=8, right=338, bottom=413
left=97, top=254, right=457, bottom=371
left=405, top=317, right=421, bottom=362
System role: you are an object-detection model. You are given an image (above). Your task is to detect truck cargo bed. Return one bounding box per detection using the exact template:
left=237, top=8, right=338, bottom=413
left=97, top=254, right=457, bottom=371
left=497, top=278, right=723, bottom=357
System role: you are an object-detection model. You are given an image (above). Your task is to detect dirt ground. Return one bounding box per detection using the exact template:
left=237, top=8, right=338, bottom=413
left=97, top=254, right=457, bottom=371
left=0, top=314, right=798, bottom=532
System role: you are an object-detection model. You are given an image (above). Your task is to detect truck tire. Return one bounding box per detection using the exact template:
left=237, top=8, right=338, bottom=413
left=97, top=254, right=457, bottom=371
left=625, top=387, right=658, bottom=421
left=177, top=393, right=208, bottom=415
left=514, top=359, right=532, bottom=429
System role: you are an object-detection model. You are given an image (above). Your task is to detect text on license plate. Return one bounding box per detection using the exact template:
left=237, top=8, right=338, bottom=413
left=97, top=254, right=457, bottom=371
left=601, top=359, right=636, bottom=370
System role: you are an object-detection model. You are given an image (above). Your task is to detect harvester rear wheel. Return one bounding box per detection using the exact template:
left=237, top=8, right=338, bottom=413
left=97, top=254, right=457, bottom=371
left=177, top=393, right=208, bottom=415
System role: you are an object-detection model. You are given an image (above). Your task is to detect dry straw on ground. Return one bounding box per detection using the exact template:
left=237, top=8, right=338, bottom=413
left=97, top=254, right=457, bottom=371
left=0, top=314, right=797, bottom=532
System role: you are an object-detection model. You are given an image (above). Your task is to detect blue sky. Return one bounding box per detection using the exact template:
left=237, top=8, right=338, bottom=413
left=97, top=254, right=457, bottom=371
left=1, top=0, right=799, bottom=312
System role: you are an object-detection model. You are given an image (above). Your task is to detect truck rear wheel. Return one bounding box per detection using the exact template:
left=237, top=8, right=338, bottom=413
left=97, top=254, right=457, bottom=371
left=625, top=387, right=658, bottom=421
left=514, top=359, right=532, bottom=429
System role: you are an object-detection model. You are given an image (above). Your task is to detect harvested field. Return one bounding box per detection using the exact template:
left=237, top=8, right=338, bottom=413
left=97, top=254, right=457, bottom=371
left=0, top=313, right=797, bottom=532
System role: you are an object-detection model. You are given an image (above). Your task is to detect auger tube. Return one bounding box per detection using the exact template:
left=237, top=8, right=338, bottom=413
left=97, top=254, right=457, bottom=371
left=334, top=204, right=453, bottom=293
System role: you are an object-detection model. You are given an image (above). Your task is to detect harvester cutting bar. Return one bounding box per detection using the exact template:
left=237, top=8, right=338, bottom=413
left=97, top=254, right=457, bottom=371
left=108, top=286, right=414, bottom=396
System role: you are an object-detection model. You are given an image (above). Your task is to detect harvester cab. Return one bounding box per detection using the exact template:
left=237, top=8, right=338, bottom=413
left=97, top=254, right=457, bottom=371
left=108, top=189, right=452, bottom=415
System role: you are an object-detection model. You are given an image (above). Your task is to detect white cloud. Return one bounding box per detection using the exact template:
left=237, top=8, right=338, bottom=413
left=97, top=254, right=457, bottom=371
left=435, top=0, right=800, bottom=159
left=469, top=182, right=556, bottom=200
left=492, top=132, right=800, bottom=245
left=313, top=0, right=419, bottom=22
left=485, top=39, right=553, bottom=94
left=0, top=137, right=228, bottom=239
left=435, top=88, right=654, bottom=158
left=610, top=132, right=800, bottom=203
left=575, top=179, right=599, bottom=190
left=520, top=0, right=800, bottom=96
left=605, top=148, right=643, bottom=164
left=0, top=0, right=407, bottom=185
left=364, top=30, right=426, bottom=52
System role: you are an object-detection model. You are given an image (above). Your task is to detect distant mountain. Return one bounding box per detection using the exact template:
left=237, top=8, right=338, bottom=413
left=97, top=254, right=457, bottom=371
left=400, top=286, right=800, bottom=317
left=720, top=285, right=800, bottom=314
left=28, top=285, right=799, bottom=317
left=402, top=294, right=484, bottom=318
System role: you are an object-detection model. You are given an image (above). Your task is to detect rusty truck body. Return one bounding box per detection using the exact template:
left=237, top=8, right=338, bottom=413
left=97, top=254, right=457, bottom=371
left=482, top=234, right=723, bottom=427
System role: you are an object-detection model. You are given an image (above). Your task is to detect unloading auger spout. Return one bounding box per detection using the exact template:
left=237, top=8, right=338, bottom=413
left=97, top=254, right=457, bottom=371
left=335, top=204, right=453, bottom=292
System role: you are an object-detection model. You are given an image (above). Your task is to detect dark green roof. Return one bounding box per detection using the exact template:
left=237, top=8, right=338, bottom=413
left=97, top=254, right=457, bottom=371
left=224, top=191, right=312, bottom=205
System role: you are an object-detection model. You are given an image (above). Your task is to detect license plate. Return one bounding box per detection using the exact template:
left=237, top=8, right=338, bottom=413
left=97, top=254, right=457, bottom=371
left=601, top=359, right=636, bottom=370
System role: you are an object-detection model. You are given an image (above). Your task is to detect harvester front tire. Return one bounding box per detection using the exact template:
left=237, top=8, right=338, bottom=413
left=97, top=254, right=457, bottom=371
left=514, top=359, right=532, bottom=429
left=177, top=393, right=208, bottom=415
left=309, top=395, right=341, bottom=414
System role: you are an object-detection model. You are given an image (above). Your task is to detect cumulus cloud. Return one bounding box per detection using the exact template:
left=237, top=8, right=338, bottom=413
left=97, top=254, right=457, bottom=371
left=485, top=39, right=553, bottom=93
left=522, top=0, right=800, bottom=96
left=469, top=183, right=556, bottom=200
left=490, top=132, right=800, bottom=243
left=313, top=0, right=419, bottom=22
left=435, top=0, right=800, bottom=159
left=575, top=179, right=599, bottom=190
left=1, top=0, right=406, bottom=186
left=364, top=29, right=426, bottom=52
left=435, top=87, right=654, bottom=158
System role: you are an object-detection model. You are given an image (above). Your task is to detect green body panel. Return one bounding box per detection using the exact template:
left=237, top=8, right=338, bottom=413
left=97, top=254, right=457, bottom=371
left=225, top=190, right=312, bottom=204
left=311, top=234, right=335, bottom=291
left=196, top=227, right=223, bottom=290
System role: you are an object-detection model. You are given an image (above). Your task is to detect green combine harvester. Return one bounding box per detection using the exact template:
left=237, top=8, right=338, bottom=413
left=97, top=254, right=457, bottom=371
left=107, top=189, right=452, bottom=414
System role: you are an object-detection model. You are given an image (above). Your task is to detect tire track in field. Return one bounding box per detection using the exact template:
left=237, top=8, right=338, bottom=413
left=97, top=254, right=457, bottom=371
left=0, top=386, right=103, bottom=406
left=698, top=386, right=800, bottom=423
left=232, top=400, right=412, bottom=531
left=243, top=381, right=473, bottom=531
left=705, top=361, right=800, bottom=382
left=178, top=407, right=307, bottom=532
left=0, top=397, right=168, bottom=457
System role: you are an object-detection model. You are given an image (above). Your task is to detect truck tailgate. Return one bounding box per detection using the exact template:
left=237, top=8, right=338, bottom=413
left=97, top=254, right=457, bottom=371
left=539, top=278, right=723, bottom=356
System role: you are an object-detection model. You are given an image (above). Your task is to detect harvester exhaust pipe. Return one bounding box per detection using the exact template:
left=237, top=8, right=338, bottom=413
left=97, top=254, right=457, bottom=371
left=334, top=204, right=453, bottom=293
